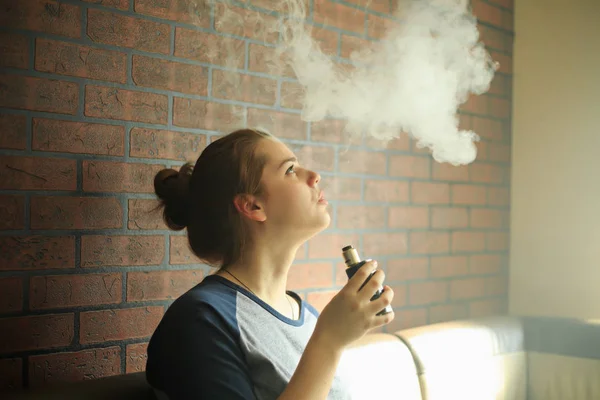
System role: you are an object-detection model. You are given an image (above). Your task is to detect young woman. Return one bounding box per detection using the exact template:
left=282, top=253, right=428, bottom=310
left=145, top=128, right=395, bottom=400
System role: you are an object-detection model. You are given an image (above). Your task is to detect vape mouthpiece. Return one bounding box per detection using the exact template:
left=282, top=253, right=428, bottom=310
left=342, top=245, right=361, bottom=267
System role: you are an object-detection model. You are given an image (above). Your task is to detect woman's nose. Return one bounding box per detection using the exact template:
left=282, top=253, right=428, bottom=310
left=308, top=170, right=320, bottom=187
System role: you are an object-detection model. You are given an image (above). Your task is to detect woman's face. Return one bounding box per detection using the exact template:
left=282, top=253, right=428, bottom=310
left=256, top=138, right=331, bottom=239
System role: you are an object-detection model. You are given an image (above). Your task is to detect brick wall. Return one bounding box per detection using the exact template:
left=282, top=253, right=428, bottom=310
left=0, top=0, right=514, bottom=391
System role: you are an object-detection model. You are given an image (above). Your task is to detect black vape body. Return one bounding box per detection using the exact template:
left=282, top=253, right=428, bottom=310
left=342, top=245, right=393, bottom=316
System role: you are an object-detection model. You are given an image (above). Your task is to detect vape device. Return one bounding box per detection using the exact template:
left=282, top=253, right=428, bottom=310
left=342, top=245, right=393, bottom=316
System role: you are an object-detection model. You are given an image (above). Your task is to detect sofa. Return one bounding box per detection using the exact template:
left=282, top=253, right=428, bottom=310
left=4, top=315, right=600, bottom=400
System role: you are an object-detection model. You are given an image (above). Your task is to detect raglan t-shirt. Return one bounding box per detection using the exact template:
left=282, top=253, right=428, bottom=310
left=145, top=274, right=352, bottom=400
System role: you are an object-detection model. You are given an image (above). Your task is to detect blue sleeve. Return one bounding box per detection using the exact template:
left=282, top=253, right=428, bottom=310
left=146, top=302, right=257, bottom=400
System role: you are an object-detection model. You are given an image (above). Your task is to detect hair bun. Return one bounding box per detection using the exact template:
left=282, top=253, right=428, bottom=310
left=154, top=164, right=193, bottom=230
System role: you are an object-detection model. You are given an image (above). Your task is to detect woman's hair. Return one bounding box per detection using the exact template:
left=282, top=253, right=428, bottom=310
left=153, top=128, right=273, bottom=269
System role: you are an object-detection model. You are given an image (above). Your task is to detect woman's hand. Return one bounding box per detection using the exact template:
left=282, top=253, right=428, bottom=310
left=314, top=260, right=395, bottom=351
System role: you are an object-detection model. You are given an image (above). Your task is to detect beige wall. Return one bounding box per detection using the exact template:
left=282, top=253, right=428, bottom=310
left=509, top=0, right=600, bottom=318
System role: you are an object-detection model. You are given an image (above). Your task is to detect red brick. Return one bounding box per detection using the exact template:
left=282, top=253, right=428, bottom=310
left=0, top=32, right=29, bottom=69
left=0, top=156, right=76, bottom=191
left=488, top=143, right=511, bottom=163
left=460, top=93, right=488, bottom=115
left=0, top=277, right=23, bottom=313
left=429, top=303, right=469, bottom=324
left=479, top=26, right=506, bottom=52
left=450, top=277, right=486, bottom=300
left=127, top=269, right=203, bottom=301
left=365, top=180, right=409, bottom=203
left=0, top=195, right=25, bottom=230
left=35, top=38, right=127, bottom=84
left=29, top=347, right=121, bottom=387
left=80, top=306, right=163, bottom=344
left=470, top=162, right=504, bottom=184
left=130, top=128, right=206, bottom=161
left=430, top=256, right=468, bottom=278
left=212, top=70, right=277, bottom=106
left=363, top=232, right=408, bottom=256
left=388, top=206, right=429, bottom=229
left=314, top=0, right=365, bottom=34
left=341, top=34, right=370, bottom=59
left=33, top=119, right=125, bottom=156
left=390, top=284, right=407, bottom=308
left=247, top=108, right=307, bottom=140
left=132, top=55, right=208, bottom=95
left=470, top=298, right=506, bottom=317
left=409, top=281, right=448, bottom=305
left=432, top=162, right=469, bottom=181
left=87, top=9, right=170, bottom=54
left=389, top=155, right=430, bottom=179
left=248, top=44, right=296, bottom=78
left=470, top=254, right=503, bottom=274
left=0, top=0, right=81, bottom=38
left=472, top=117, right=503, bottom=141
left=306, top=290, right=338, bottom=313
left=319, top=176, right=362, bottom=201
left=288, top=263, right=333, bottom=291
left=82, top=0, right=130, bottom=10
left=310, top=119, right=347, bottom=144
left=488, top=0, right=513, bottom=9
left=489, top=96, right=511, bottom=118
left=337, top=205, right=386, bottom=229
left=82, top=235, right=164, bottom=267
left=0, top=74, right=78, bottom=115
left=486, top=275, right=508, bottom=295
left=30, top=273, right=122, bottom=310
left=173, top=98, right=246, bottom=131
left=83, top=161, right=164, bottom=193
left=475, top=141, right=489, bottom=161
left=31, top=196, right=123, bottom=230
left=452, top=231, right=486, bottom=253
left=0, top=114, right=26, bottom=150
left=0, top=358, right=22, bottom=390
left=472, top=0, right=503, bottom=26
left=347, top=0, right=390, bottom=13
left=280, top=81, right=305, bottom=110
left=174, top=28, right=245, bottom=68
left=215, top=4, right=279, bottom=43
left=0, top=236, right=75, bottom=271
left=431, top=207, right=468, bottom=229
left=470, top=209, right=504, bottom=228
left=387, top=257, right=428, bottom=282
left=126, top=343, right=148, bottom=373
left=451, top=184, right=486, bottom=205
left=308, top=233, right=360, bottom=259
left=411, top=182, right=450, bottom=204
left=135, top=0, right=209, bottom=26
left=487, top=231, right=509, bottom=251
left=339, top=150, right=386, bottom=175
left=0, top=314, right=74, bottom=354
left=410, top=232, right=449, bottom=255
left=85, top=85, right=168, bottom=124
left=170, top=235, right=197, bottom=265
left=292, top=144, right=335, bottom=172
left=367, top=14, right=400, bottom=40
left=387, top=308, right=428, bottom=332
left=489, top=74, right=508, bottom=96
left=128, top=199, right=166, bottom=230
left=311, top=25, right=339, bottom=56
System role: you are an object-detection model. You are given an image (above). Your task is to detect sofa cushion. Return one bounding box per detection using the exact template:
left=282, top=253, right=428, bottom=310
left=4, top=371, right=154, bottom=400
left=395, top=316, right=527, bottom=400
left=336, top=333, right=423, bottom=400
left=523, top=316, right=600, bottom=400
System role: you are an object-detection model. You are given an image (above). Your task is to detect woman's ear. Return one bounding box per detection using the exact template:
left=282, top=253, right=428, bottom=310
left=233, top=194, right=267, bottom=222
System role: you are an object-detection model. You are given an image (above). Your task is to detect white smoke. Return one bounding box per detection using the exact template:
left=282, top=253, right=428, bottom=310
left=205, top=0, right=498, bottom=166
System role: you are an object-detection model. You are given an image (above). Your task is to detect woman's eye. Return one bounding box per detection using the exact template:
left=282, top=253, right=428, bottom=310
left=286, top=165, right=295, bottom=175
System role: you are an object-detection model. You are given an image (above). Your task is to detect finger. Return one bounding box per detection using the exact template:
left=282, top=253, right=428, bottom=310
left=371, top=309, right=395, bottom=329
left=357, top=269, right=386, bottom=302
left=344, top=260, right=378, bottom=293
left=367, top=285, right=394, bottom=315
